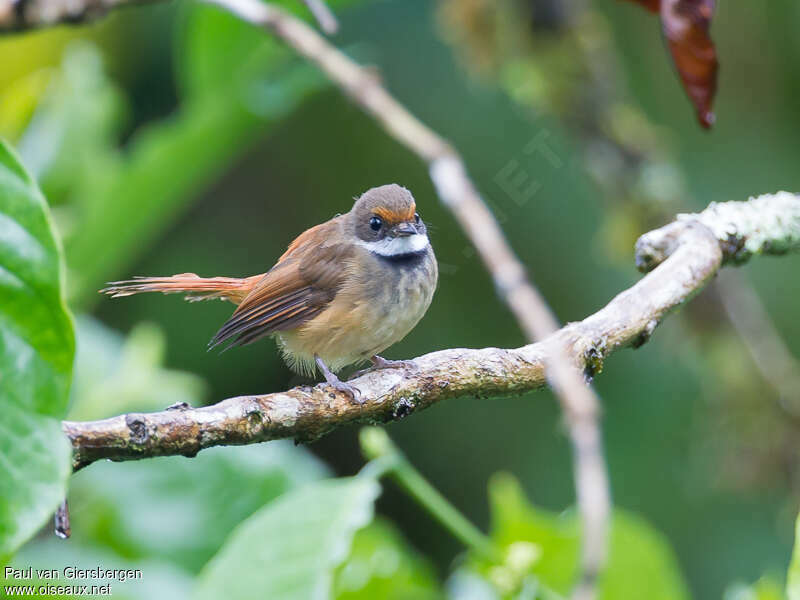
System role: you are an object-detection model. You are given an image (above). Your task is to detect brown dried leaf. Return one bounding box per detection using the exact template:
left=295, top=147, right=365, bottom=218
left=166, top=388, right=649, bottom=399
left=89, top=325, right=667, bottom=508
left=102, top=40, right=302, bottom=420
left=622, top=0, right=719, bottom=129
left=661, top=0, right=718, bottom=128
left=623, top=0, right=660, bottom=12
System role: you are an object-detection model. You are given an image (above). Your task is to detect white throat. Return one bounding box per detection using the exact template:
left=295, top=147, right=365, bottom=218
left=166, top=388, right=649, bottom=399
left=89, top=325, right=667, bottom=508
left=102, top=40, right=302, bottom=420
left=358, top=233, right=429, bottom=257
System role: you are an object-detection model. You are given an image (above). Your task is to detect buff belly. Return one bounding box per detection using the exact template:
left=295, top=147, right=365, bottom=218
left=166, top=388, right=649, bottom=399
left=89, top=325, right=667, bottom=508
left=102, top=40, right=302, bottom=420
left=276, top=249, right=437, bottom=375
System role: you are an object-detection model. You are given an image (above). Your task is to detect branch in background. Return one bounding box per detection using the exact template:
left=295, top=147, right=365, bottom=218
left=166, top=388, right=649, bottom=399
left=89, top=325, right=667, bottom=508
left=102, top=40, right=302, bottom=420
left=0, top=0, right=149, bottom=29
left=716, top=271, right=800, bottom=416
left=302, top=0, right=337, bottom=34
left=65, top=193, right=800, bottom=465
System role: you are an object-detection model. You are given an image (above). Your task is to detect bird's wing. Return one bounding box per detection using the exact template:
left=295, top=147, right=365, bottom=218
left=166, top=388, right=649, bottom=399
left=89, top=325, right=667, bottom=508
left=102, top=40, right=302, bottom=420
left=209, top=218, right=352, bottom=349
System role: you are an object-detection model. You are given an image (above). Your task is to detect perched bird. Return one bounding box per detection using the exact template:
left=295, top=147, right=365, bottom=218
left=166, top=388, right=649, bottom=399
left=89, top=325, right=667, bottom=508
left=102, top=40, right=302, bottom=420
left=102, top=184, right=438, bottom=402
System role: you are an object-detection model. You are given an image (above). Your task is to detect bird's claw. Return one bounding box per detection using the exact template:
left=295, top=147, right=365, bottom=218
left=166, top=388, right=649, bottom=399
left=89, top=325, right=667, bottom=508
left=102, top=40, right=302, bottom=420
left=315, top=354, right=364, bottom=404
left=327, top=380, right=363, bottom=404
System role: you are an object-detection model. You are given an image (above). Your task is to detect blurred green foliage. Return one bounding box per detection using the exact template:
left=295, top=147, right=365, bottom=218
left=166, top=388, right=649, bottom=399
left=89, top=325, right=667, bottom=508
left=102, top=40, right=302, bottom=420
left=1, top=0, right=800, bottom=598
left=460, top=473, right=689, bottom=599
left=68, top=317, right=206, bottom=422
left=70, top=443, right=326, bottom=573
left=725, top=578, right=786, bottom=600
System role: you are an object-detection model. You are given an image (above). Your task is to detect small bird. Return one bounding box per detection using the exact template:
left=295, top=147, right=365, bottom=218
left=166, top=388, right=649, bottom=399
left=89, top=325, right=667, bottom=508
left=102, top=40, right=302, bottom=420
left=102, top=184, right=438, bottom=402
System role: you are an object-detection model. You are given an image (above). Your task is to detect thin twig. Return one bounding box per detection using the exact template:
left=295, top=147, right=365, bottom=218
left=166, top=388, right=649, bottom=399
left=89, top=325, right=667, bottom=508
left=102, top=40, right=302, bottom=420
left=54, top=499, right=70, bottom=539
left=302, top=0, right=337, bottom=34
left=715, top=271, right=800, bottom=416
left=360, top=428, right=501, bottom=562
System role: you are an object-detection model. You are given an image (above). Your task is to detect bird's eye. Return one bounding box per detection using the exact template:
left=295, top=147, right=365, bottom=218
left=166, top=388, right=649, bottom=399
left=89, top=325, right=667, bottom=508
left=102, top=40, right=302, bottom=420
left=369, top=216, right=383, bottom=231
left=414, top=212, right=420, bottom=223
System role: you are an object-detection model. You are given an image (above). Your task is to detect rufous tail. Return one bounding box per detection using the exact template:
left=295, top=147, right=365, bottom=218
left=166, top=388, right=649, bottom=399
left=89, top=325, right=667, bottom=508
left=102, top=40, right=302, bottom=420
left=100, top=273, right=261, bottom=305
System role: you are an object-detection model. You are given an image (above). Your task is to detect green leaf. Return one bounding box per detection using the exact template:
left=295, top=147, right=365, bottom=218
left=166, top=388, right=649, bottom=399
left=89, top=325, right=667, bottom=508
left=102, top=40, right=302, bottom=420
left=788, top=512, right=800, bottom=600
left=70, top=441, right=328, bottom=573
left=465, top=473, right=690, bottom=600
left=194, top=475, right=380, bottom=600
left=0, top=139, right=74, bottom=560
left=334, top=519, right=442, bottom=600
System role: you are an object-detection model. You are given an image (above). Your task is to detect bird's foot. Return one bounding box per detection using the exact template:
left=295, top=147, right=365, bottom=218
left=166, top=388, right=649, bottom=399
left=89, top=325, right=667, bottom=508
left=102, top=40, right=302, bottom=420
left=315, top=354, right=363, bottom=404
left=325, top=378, right=363, bottom=404
left=351, top=355, right=418, bottom=379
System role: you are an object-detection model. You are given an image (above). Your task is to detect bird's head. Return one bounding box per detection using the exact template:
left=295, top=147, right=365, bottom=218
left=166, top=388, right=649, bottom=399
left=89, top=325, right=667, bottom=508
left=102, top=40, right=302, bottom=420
left=349, top=184, right=429, bottom=257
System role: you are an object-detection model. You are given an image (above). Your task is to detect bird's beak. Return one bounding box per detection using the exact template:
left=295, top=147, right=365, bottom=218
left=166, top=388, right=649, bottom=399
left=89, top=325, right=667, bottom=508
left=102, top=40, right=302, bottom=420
left=392, top=222, right=417, bottom=237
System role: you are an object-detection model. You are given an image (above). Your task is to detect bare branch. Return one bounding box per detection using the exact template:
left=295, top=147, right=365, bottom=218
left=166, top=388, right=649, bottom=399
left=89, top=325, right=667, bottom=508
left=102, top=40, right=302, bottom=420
left=64, top=193, right=800, bottom=468
left=716, top=270, right=800, bottom=415
left=0, top=0, right=150, bottom=30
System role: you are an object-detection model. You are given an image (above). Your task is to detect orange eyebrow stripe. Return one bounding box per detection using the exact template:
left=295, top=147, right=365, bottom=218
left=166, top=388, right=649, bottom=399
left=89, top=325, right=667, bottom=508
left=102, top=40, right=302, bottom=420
left=373, top=202, right=416, bottom=223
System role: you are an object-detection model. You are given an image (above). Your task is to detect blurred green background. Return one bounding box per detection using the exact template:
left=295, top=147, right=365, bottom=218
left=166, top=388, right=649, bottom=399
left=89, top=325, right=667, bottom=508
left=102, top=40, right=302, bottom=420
left=2, top=0, right=800, bottom=598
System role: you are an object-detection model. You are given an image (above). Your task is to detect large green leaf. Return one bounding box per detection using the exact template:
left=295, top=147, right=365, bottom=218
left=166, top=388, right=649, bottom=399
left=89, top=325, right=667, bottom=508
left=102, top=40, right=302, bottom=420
left=462, top=473, right=690, bottom=600
left=194, top=476, right=380, bottom=600
left=0, top=139, right=74, bottom=560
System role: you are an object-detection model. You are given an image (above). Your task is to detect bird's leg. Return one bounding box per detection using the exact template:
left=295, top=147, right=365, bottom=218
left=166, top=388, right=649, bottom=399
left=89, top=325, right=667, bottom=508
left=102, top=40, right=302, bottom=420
left=315, top=355, right=363, bottom=404
left=351, top=355, right=418, bottom=379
